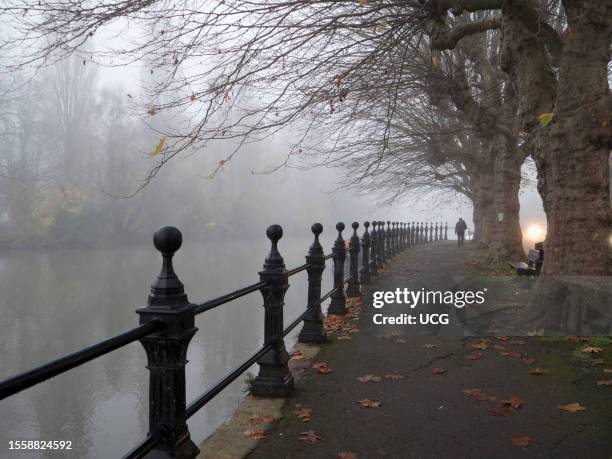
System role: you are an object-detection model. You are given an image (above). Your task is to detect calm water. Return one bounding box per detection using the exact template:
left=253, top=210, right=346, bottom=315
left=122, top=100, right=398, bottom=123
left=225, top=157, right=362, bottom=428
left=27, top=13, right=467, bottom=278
left=0, top=234, right=336, bottom=458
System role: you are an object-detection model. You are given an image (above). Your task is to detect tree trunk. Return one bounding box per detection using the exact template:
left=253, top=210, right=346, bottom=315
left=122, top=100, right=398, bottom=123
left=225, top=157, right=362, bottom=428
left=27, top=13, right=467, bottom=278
left=487, top=140, right=525, bottom=262
left=534, top=0, right=612, bottom=276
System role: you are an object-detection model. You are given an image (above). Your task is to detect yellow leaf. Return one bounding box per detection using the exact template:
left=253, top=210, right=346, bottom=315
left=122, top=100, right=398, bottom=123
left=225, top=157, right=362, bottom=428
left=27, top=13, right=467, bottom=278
left=558, top=402, right=586, bottom=413
left=152, top=137, right=166, bottom=157
left=147, top=107, right=157, bottom=116
left=537, top=112, right=553, bottom=127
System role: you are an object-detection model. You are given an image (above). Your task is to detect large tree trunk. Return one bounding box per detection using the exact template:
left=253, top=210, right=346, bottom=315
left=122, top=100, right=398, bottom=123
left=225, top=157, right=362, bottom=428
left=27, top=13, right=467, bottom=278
left=534, top=0, right=612, bottom=276
left=487, top=141, right=525, bottom=262
left=472, top=165, right=495, bottom=247
left=521, top=0, right=612, bottom=334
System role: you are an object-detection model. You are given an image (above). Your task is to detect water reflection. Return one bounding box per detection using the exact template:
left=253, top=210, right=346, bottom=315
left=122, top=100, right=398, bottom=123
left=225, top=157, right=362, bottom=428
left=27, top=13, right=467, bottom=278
left=0, top=234, right=335, bottom=458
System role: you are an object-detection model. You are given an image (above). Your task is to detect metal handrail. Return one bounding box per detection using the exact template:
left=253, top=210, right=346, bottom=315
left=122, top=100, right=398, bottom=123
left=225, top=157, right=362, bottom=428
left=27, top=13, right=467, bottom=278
left=0, top=320, right=164, bottom=400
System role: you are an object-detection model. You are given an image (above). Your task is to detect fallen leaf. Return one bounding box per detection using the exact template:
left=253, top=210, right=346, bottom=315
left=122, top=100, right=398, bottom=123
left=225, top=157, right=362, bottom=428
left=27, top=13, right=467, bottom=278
left=596, top=380, right=612, bottom=386
left=581, top=346, right=603, bottom=354
left=248, top=415, right=274, bottom=424
left=465, top=353, right=483, bottom=360
left=313, top=362, right=333, bottom=374
left=299, top=431, right=321, bottom=444
left=432, top=367, right=446, bottom=374
left=538, top=112, right=553, bottom=127
left=293, top=407, right=313, bottom=422
left=463, top=388, right=482, bottom=396
left=337, top=334, right=352, bottom=341
left=357, top=374, right=382, bottom=383
left=501, top=396, right=524, bottom=409
left=151, top=137, right=166, bottom=157
left=528, top=368, right=549, bottom=375
left=357, top=399, right=382, bottom=408
left=491, top=405, right=514, bottom=417
left=511, top=436, right=532, bottom=447
left=384, top=374, right=404, bottom=380
left=475, top=393, right=497, bottom=401
left=243, top=429, right=266, bottom=440
left=472, top=341, right=488, bottom=350
left=290, top=350, right=305, bottom=360
left=495, top=336, right=509, bottom=341
left=338, top=452, right=358, bottom=459
left=558, top=403, right=586, bottom=413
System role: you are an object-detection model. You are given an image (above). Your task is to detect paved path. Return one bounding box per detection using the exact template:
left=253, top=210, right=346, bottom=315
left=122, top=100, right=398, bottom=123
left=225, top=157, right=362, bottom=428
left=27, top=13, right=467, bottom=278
left=247, top=242, right=612, bottom=459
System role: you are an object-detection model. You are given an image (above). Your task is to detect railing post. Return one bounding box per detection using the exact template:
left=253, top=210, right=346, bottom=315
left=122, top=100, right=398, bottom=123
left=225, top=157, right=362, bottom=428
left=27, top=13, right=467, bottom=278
left=299, top=223, right=327, bottom=344
left=251, top=225, right=294, bottom=396
left=402, top=223, right=407, bottom=250
left=378, top=221, right=386, bottom=266
left=370, top=221, right=379, bottom=276
left=360, top=221, right=371, bottom=284
left=434, top=223, right=439, bottom=242
left=410, top=222, right=415, bottom=247
left=445, top=223, right=449, bottom=240
left=429, top=223, right=433, bottom=243
left=328, top=222, right=347, bottom=315
left=137, top=226, right=199, bottom=459
left=393, top=222, right=398, bottom=255
left=385, top=220, right=393, bottom=259
left=346, top=222, right=361, bottom=297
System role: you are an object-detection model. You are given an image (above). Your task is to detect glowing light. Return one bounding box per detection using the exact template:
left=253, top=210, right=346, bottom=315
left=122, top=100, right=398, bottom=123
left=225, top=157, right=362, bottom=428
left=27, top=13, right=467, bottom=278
left=525, top=224, right=546, bottom=242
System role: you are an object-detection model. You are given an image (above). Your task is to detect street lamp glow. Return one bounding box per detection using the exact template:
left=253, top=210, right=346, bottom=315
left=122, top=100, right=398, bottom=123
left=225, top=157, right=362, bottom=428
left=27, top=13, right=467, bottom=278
left=525, top=224, right=546, bottom=242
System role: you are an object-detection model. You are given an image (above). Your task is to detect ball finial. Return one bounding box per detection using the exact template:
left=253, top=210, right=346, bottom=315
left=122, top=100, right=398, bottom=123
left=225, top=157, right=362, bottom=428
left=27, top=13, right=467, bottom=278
left=364, top=221, right=370, bottom=228
left=352, top=221, right=359, bottom=230
left=311, top=223, right=323, bottom=235
left=153, top=226, right=183, bottom=255
left=266, top=224, right=283, bottom=242
left=336, top=222, right=345, bottom=232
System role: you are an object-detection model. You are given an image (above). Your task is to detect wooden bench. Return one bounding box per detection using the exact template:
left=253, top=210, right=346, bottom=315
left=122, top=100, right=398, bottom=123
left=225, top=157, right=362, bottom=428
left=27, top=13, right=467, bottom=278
left=508, top=242, right=543, bottom=276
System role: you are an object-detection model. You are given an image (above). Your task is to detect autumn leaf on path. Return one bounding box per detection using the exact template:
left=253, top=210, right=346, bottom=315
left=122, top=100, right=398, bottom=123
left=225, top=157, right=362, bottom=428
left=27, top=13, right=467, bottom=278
left=596, top=380, right=612, bottom=386
left=581, top=346, right=603, bottom=354
left=290, top=350, right=305, bottom=360
left=248, top=415, right=274, bottom=425
left=501, top=396, right=524, bottom=409
left=465, top=353, right=483, bottom=360
left=357, top=399, right=382, bottom=408
left=511, top=436, right=532, bottom=447
left=491, top=405, right=514, bottom=417
left=384, top=374, right=404, bottom=380
left=432, top=367, right=446, bottom=374
left=338, top=452, right=358, bottom=459
left=495, top=336, right=509, bottom=341
left=463, top=388, right=482, bottom=396
left=243, top=430, right=266, bottom=440
left=293, top=407, right=313, bottom=422
left=313, top=362, right=333, bottom=374
left=337, top=334, right=352, bottom=341
left=357, top=374, right=382, bottom=383
left=299, top=431, right=321, bottom=444
left=528, top=368, right=549, bottom=375
left=558, top=403, right=586, bottom=413
left=472, top=341, right=488, bottom=350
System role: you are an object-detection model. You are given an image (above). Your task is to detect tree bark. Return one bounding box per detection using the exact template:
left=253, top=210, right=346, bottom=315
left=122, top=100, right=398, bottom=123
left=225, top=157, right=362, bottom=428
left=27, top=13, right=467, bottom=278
left=532, top=0, right=612, bottom=276
left=487, top=139, right=526, bottom=261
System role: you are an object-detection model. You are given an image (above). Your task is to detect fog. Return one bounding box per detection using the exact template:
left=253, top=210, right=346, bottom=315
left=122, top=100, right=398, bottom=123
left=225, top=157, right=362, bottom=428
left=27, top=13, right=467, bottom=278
left=0, top=53, right=546, bottom=458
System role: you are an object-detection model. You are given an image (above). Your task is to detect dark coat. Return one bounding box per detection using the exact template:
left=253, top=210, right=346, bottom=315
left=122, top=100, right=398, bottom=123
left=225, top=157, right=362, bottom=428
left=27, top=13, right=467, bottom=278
left=455, top=220, right=467, bottom=234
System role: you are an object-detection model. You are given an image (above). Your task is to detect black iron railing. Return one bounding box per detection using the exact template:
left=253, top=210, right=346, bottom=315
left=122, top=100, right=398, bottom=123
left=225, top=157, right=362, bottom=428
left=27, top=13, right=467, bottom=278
left=0, top=220, right=446, bottom=458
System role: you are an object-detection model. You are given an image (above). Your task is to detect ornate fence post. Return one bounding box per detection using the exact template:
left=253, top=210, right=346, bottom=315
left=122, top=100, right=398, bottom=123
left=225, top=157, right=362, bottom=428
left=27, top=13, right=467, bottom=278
left=402, top=223, right=407, bottom=249
left=251, top=225, right=294, bottom=396
left=378, top=221, right=386, bottom=266
left=429, top=223, right=433, bottom=243
left=360, top=221, right=371, bottom=284
left=329, top=223, right=347, bottom=315
left=394, top=222, right=399, bottom=254
left=137, top=226, right=200, bottom=458
left=390, top=222, right=395, bottom=255
left=299, top=223, right=327, bottom=344
left=445, top=223, right=449, bottom=240
left=370, top=221, right=379, bottom=276
left=434, top=223, right=439, bottom=242
left=347, top=222, right=361, bottom=297
left=410, top=222, right=415, bottom=246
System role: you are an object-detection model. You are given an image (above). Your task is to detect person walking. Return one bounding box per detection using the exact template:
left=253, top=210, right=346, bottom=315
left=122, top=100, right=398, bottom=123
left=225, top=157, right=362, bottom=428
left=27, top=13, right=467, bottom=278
left=455, top=218, right=468, bottom=247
